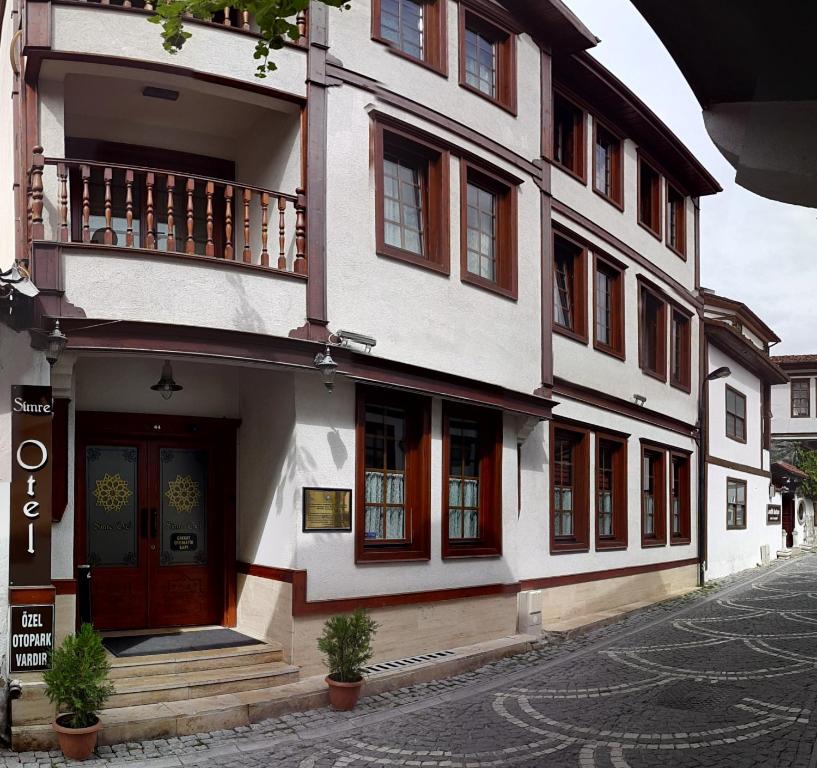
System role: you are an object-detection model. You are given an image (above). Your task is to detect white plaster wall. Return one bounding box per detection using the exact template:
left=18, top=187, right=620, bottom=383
left=289, top=374, right=519, bottom=601
left=531, top=395, right=698, bottom=580
left=325, top=88, right=542, bottom=393
left=61, top=250, right=307, bottom=337
left=51, top=5, right=307, bottom=97
left=328, top=0, right=541, bottom=162
left=0, top=6, right=16, bottom=270
left=552, top=209, right=699, bottom=427
left=552, top=134, right=696, bottom=292
left=772, top=377, right=817, bottom=437
left=706, top=465, right=779, bottom=580
left=707, top=346, right=762, bottom=468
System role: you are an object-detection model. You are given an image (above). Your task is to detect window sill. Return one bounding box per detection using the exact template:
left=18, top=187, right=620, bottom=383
left=550, top=540, right=590, bottom=554
left=377, top=246, right=450, bottom=275
left=638, top=219, right=662, bottom=242
left=670, top=379, right=692, bottom=395
left=442, top=545, right=502, bottom=559
left=670, top=537, right=692, bottom=546
left=461, top=271, right=517, bottom=300
left=458, top=81, right=517, bottom=116
left=726, top=526, right=747, bottom=531
left=372, top=36, right=448, bottom=77
left=667, top=242, right=687, bottom=261
left=555, top=324, right=589, bottom=345
left=641, top=365, right=667, bottom=383
left=595, top=539, right=627, bottom=551
left=594, top=340, right=625, bottom=361
left=355, top=547, right=431, bottom=564
left=726, top=433, right=748, bottom=445
left=641, top=538, right=667, bottom=548
left=552, top=160, right=587, bottom=186
left=593, top=186, right=624, bottom=212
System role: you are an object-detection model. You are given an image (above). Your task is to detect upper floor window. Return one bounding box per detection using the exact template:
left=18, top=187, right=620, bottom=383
left=551, top=424, right=589, bottom=553
left=459, top=7, right=516, bottom=112
left=670, top=309, right=691, bottom=391
left=593, top=255, right=624, bottom=358
left=725, top=385, right=747, bottom=443
left=374, top=0, right=447, bottom=74
left=553, top=233, right=587, bottom=342
left=666, top=183, right=686, bottom=257
left=641, top=445, right=666, bottom=547
left=553, top=93, right=585, bottom=180
left=356, top=387, right=431, bottom=563
left=726, top=478, right=747, bottom=530
left=593, top=122, right=622, bottom=207
left=670, top=452, right=691, bottom=544
left=638, top=156, right=661, bottom=237
left=461, top=161, right=517, bottom=298
left=639, top=284, right=666, bottom=380
left=596, top=434, right=627, bottom=550
left=792, top=378, right=810, bottom=417
left=442, top=404, right=502, bottom=558
left=374, top=121, right=449, bottom=273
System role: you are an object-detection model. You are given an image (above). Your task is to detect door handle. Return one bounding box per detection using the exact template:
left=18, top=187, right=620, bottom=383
left=140, top=508, right=148, bottom=538
left=151, top=508, right=158, bottom=539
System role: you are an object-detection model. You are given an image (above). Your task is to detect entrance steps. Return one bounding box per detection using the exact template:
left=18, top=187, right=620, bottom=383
left=11, top=640, right=299, bottom=751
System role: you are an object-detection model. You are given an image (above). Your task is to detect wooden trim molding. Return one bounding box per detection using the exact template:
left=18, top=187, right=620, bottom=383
left=706, top=454, right=771, bottom=479
left=51, top=397, right=70, bottom=522
left=53, top=579, right=77, bottom=595
left=371, top=0, right=447, bottom=76
left=237, top=562, right=296, bottom=583
left=9, top=587, right=55, bottom=605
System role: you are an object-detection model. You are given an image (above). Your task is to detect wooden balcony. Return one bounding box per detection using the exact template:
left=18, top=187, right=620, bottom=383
left=28, top=148, right=307, bottom=275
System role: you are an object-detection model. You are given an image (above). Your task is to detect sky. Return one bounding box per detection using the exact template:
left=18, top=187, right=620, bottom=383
left=561, top=0, right=817, bottom=355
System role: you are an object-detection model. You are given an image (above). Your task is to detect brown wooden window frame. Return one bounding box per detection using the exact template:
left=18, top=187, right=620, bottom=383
left=592, top=119, right=623, bottom=209
left=669, top=451, right=691, bottom=545
left=553, top=230, right=587, bottom=343
left=550, top=422, right=590, bottom=554
left=725, top=385, right=747, bottom=444
left=458, top=4, right=516, bottom=114
left=726, top=477, right=747, bottom=530
left=372, top=0, right=448, bottom=76
left=669, top=307, right=692, bottom=392
left=373, top=120, right=450, bottom=274
left=552, top=91, right=586, bottom=183
left=637, top=153, right=662, bottom=239
left=595, top=432, right=628, bottom=551
left=441, top=403, right=503, bottom=559
left=355, top=386, right=431, bottom=563
left=791, top=378, right=810, bottom=418
left=592, top=252, right=624, bottom=359
left=641, top=444, right=666, bottom=547
left=459, top=158, right=518, bottom=300
left=666, top=181, right=686, bottom=259
left=638, top=281, right=667, bottom=382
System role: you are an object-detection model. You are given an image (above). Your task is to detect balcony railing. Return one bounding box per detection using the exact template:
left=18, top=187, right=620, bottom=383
left=60, top=0, right=307, bottom=39
left=28, top=148, right=307, bottom=275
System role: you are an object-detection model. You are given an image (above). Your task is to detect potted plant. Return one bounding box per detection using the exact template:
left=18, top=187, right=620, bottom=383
left=317, top=608, right=378, bottom=711
left=42, top=623, right=115, bottom=760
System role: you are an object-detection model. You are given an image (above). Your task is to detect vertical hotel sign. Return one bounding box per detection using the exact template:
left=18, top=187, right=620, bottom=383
left=10, top=386, right=53, bottom=587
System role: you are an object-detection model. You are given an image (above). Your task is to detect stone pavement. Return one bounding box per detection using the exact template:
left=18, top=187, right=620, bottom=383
left=7, top=554, right=817, bottom=767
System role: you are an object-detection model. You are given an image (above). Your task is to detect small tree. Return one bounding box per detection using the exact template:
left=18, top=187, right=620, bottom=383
left=148, top=0, right=350, bottom=78
left=792, top=446, right=817, bottom=500
left=42, top=624, right=115, bottom=728
left=317, top=608, right=378, bottom=682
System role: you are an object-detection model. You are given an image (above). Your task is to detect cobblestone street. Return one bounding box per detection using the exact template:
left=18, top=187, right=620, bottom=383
left=9, top=555, right=817, bottom=767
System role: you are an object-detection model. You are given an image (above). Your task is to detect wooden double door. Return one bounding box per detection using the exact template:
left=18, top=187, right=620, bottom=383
left=77, top=414, right=236, bottom=631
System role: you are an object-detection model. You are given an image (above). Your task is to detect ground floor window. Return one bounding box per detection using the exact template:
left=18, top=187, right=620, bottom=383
left=595, top=433, right=628, bottom=550
left=641, top=445, right=666, bottom=546
left=356, top=387, right=431, bottom=562
left=726, top=478, right=747, bottom=529
left=670, top=452, right=691, bottom=544
left=442, top=404, right=503, bottom=558
left=551, top=423, right=589, bottom=553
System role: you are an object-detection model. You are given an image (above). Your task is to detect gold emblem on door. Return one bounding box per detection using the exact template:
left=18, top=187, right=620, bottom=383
left=165, top=475, right=201, bottom=514
left=92, top=473, right=133, bottom=513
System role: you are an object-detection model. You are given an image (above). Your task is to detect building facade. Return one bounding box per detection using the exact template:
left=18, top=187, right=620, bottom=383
left=0, top=0, right=723, bottom=746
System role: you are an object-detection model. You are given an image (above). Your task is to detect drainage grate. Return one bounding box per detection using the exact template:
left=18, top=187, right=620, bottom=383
left=363, top=649, right=457, bottom=674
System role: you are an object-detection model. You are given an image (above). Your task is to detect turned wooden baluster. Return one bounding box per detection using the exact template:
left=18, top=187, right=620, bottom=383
left=205, top=181, right=215, bottom=257
left=123, top=0, right=131, bottom=7
left=186, top=178, right=195, bottom=254
left=277, top=195, right=286, bottom=270
left=294, top=186, right=306, bottom=274
left=144, top=0, right=154, bottom=9
left=260, top=192, right=269, bottom=267
left=103, top=167, right=114, bottom=245
left=222, top=6, right=231, bottom=25
left=57, top=162, right=69, bottom=243
left=166, top=174, right=176, bottom=251
left=241, top=9, right=250, bottom=30
left=224, top=185, right=234, bottom=260
left=125, top=169, right=134, bottom=247
left=29, top=147, right=44, bottom=241
left=81, top=164, right=91, bottom=243
left=146, top=172, right=157, bottom=249
left=242, top=188, right=251, bottom=263
left=296, top=9, right=306, bottom=43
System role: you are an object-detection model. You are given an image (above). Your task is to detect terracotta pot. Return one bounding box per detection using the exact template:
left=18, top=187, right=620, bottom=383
left=53, top=715, right=101, bottom=761
left=325, top=675, right=363, bottom=711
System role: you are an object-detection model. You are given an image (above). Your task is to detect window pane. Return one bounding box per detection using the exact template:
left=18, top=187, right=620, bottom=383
left=364, top=404, right=407, bottom=541
left=381, top=0, right=424, bottom=59
left=465, top=28, right=496, bottom=97
left=449, top=418, right=481, bottom=540
left=383, top=151, right=425, bottom=256
left=465, top=182, right=497, bottom=282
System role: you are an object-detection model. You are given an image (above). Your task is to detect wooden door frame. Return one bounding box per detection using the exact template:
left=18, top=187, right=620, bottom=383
left=75, top=411, right=240, bottom=627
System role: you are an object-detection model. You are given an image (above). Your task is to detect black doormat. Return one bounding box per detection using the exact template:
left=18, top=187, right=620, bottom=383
left=102, top=628, right=264, bottom=658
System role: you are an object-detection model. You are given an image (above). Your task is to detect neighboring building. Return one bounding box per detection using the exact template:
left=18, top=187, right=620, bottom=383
left=0, top=0, right=721, bottom=748
left=701, top=290, right=787, bottom=580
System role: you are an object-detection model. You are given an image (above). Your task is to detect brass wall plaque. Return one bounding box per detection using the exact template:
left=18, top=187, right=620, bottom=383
left=302, top=488, right=352, bottom=532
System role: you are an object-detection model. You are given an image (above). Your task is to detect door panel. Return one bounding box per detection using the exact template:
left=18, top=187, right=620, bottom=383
left=84, top=442, right=148, bottom=630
